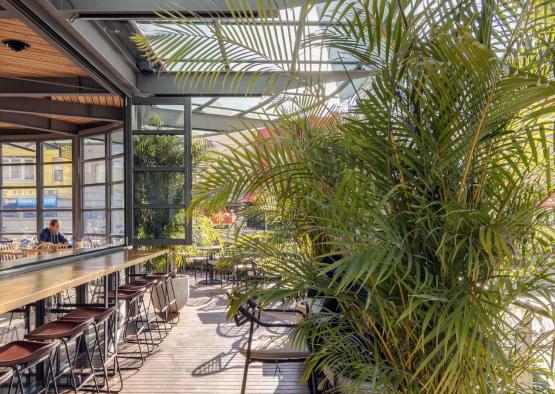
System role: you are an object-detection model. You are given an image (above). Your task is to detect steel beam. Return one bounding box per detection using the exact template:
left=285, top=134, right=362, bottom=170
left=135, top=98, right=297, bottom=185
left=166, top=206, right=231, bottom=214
left=52, top=0, right=327, bottom=17
left=0, top=77, right=110, bottom=96
left=0, top=98, right=123, bottom=121
left=136, top=70, right=374, bottom=96
left=192, top=112, right=265, bottom=132
left=135, top=105, right=265, bottom=132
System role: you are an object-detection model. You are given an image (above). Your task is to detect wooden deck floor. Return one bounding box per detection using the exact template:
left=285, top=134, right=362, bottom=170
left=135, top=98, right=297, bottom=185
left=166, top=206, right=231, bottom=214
left=118, top=279, right=309, bottom=394
left=0, top=277, right=309, bottom=393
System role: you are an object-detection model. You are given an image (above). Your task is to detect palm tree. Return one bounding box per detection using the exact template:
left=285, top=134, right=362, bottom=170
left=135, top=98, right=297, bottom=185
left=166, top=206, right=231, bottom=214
left=133, top=0, right=555, bottom=392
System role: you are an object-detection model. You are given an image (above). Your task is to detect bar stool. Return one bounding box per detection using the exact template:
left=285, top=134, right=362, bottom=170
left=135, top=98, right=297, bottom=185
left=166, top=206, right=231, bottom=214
left=146, top=272, right=179, bottom=325
left=108, top=288, right=151, bottom=368
left=0, top=340, right=59, bottom=394
left=125, top=277, right=171, bottom=339
left=60, top=307, right=122, bottom=393
left=119, top=280, right=166, bottom=343
left=25, top=318, right=100, bottom=394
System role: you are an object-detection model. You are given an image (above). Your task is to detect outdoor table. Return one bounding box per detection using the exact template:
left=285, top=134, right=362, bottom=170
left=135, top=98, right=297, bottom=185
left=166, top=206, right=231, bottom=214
left=0, top=248, right=168, bottom=314
left=0, top=247, right=168, bottom=386
left=197, top=245, right=222, bottom=285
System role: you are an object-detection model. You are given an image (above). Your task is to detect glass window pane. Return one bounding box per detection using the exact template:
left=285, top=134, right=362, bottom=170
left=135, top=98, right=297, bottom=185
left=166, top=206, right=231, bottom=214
left=83, top=135, right=106, bottom=160
left=111, top=210, right=124, bottom=236
left=111, top=183, right=124, bottom=209
left=110, top=236, right=125, bottom=245
left=83, top=160, right=106, bottom=184
left=132, top=105, right=184, bottom=130
left=2, top=188, right=37, bottom=209
left=83, top=186, right=106, bottom=209
left=44, top=187, right=72, bottom=209
left=1, top=211, right=36, bottom=234
left=111, top=157, right=124, bottom=182
left=134, top=172, right=184, bottom=205
left=1, top=234, right=30, bottom=242
left=42, top=211, right=72, bottom=234
left=83, top=210, right=106, bottom=234
left=111, top=130, right=124, bottom=156
left=2, top=142, right=36, bottom=164
left=133, top=135, right=184, bottom=167
left=134, top=208, right=185, bottom=239
left=43, top=163, right=72, bottom=186
left=84, top=235, right=107, bottom=247
left=1, top=165, right=36, bottom=186
left=43, top=140, right=72, bottom=162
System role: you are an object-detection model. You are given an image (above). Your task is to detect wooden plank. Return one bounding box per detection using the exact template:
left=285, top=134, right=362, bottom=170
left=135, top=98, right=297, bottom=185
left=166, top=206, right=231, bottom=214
left=118, top=281, right=309, bottom=394
left=0, top=248, right=167, bottom=314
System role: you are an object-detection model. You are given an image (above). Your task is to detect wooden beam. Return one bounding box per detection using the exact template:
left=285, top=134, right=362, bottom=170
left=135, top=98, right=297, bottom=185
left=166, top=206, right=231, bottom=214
left=0, top=77, right=111, bottom=96
left=0, top=112, right=78, bottom=135
left=0, top=130, right=54, bottom=140
left=78, top=122, right=123, bottom=136
left=0, top=98, right=123, bottom=121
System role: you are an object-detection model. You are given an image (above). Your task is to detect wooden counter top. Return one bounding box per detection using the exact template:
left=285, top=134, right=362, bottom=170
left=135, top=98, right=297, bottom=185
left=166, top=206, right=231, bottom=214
left=0, top=248, right=168, bottom=314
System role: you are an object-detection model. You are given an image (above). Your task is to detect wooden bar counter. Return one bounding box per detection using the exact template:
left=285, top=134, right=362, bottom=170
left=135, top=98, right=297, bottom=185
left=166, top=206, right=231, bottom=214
left=0, top=248, right=168, bottom=314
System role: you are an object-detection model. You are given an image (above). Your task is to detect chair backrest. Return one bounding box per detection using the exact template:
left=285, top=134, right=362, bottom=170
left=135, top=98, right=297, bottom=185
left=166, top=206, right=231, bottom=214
left=233, top=298, right=258, bottom=327
left=0, top=240, right=15, bottom=262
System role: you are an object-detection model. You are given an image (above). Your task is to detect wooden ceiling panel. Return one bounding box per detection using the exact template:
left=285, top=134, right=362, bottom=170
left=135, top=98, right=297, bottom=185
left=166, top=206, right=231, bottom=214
left=0, top=19, right=87, bottom=77
left=51, top=96, right=124, bottom=108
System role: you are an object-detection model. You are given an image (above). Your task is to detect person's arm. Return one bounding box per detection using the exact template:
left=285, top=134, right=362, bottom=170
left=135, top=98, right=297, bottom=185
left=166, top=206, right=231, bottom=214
left=58, top=231, right=69, bottom=246
left=38, top=229, right=48, bottom=244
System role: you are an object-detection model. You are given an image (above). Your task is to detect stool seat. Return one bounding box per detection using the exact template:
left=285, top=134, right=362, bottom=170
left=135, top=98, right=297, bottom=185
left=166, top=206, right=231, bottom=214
left=122, top=281, right=153, bottom=290
left=0, top=340, right=59, bottom=367
left=110, top=289, right=142, bottom=301
left=148, top=272, right=173, bottom=279
left=25, top=319, right=93, bottom=341
left=134, top=277, right=160, bottom=285
left=61, top=307, right=117, bottom=324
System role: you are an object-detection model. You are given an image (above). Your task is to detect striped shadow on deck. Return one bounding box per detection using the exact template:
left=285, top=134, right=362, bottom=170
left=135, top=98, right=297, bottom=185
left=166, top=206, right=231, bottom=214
left=118, top=279, right=309, bottom=394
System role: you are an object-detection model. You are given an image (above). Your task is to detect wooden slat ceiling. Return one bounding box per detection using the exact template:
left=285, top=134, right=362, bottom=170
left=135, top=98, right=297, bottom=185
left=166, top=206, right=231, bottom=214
left=0, top=19, right=87, bottom=77
left=52, top=96, right=124, bottom=108
left=0, top=18, right=123, bottom=135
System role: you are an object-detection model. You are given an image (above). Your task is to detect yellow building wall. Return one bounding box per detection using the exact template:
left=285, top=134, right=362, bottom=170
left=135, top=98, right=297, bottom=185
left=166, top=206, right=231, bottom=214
left=2, top=143, right=72, bottom=203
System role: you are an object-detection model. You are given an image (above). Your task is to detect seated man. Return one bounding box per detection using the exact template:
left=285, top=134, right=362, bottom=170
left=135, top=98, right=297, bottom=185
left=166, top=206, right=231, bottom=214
left=39, top=219, right=69, bottom=246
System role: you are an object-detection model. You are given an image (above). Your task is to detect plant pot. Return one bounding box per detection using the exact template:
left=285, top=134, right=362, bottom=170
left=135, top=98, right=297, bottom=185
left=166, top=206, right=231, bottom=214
left=152, top=274, right=189, bottom=317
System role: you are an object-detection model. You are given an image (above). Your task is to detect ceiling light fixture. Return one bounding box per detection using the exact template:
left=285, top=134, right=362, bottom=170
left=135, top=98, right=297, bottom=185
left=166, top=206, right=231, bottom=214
left=2, top=39, right=31, bottom=52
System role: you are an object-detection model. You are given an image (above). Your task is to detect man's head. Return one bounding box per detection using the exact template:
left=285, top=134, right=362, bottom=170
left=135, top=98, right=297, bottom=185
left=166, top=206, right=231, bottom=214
left=49, top=219, right=61, bottom=233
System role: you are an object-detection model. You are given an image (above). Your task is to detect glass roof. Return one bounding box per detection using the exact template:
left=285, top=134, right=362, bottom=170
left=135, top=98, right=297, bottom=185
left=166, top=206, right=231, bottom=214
left=136, top=3, right=360, bottom=74
left=134, top=1, right=365, bottom=133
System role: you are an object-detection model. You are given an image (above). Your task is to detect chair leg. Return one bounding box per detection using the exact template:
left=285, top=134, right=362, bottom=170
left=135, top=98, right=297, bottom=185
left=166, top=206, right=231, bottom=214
left=15, top=367, right=24, bottom=394
left=83, top=338, right=101, bottom=393
left=7, top=368, right=15, bottom=394
left=307, top=368, right=318, bottom=394
left=64, top=338, right=79, bottom=393
left=241, top=359, right=250, bottom=394
left=241, top=321, right=255, bottom=394
left=48, top=353, right=60, bottom=394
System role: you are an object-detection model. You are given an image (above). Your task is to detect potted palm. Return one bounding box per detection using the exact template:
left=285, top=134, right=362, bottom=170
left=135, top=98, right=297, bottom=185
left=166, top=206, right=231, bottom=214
left=133, top=0, right=555, bottom=391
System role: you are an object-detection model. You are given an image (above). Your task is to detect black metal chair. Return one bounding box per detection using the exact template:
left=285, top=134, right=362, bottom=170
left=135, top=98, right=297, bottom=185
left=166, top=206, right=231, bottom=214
left=233, top=298, right=316, bottom=394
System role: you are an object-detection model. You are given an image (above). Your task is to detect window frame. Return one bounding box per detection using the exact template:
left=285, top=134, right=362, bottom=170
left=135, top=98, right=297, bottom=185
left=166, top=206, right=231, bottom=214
left=129, top=97, right=192, bottom=246
left=81, top=130, right=125, bottom=246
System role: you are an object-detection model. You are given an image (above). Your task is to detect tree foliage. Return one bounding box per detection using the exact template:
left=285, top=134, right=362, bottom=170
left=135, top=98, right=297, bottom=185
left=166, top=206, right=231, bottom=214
left=134, top=0, right=555, bottom=392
